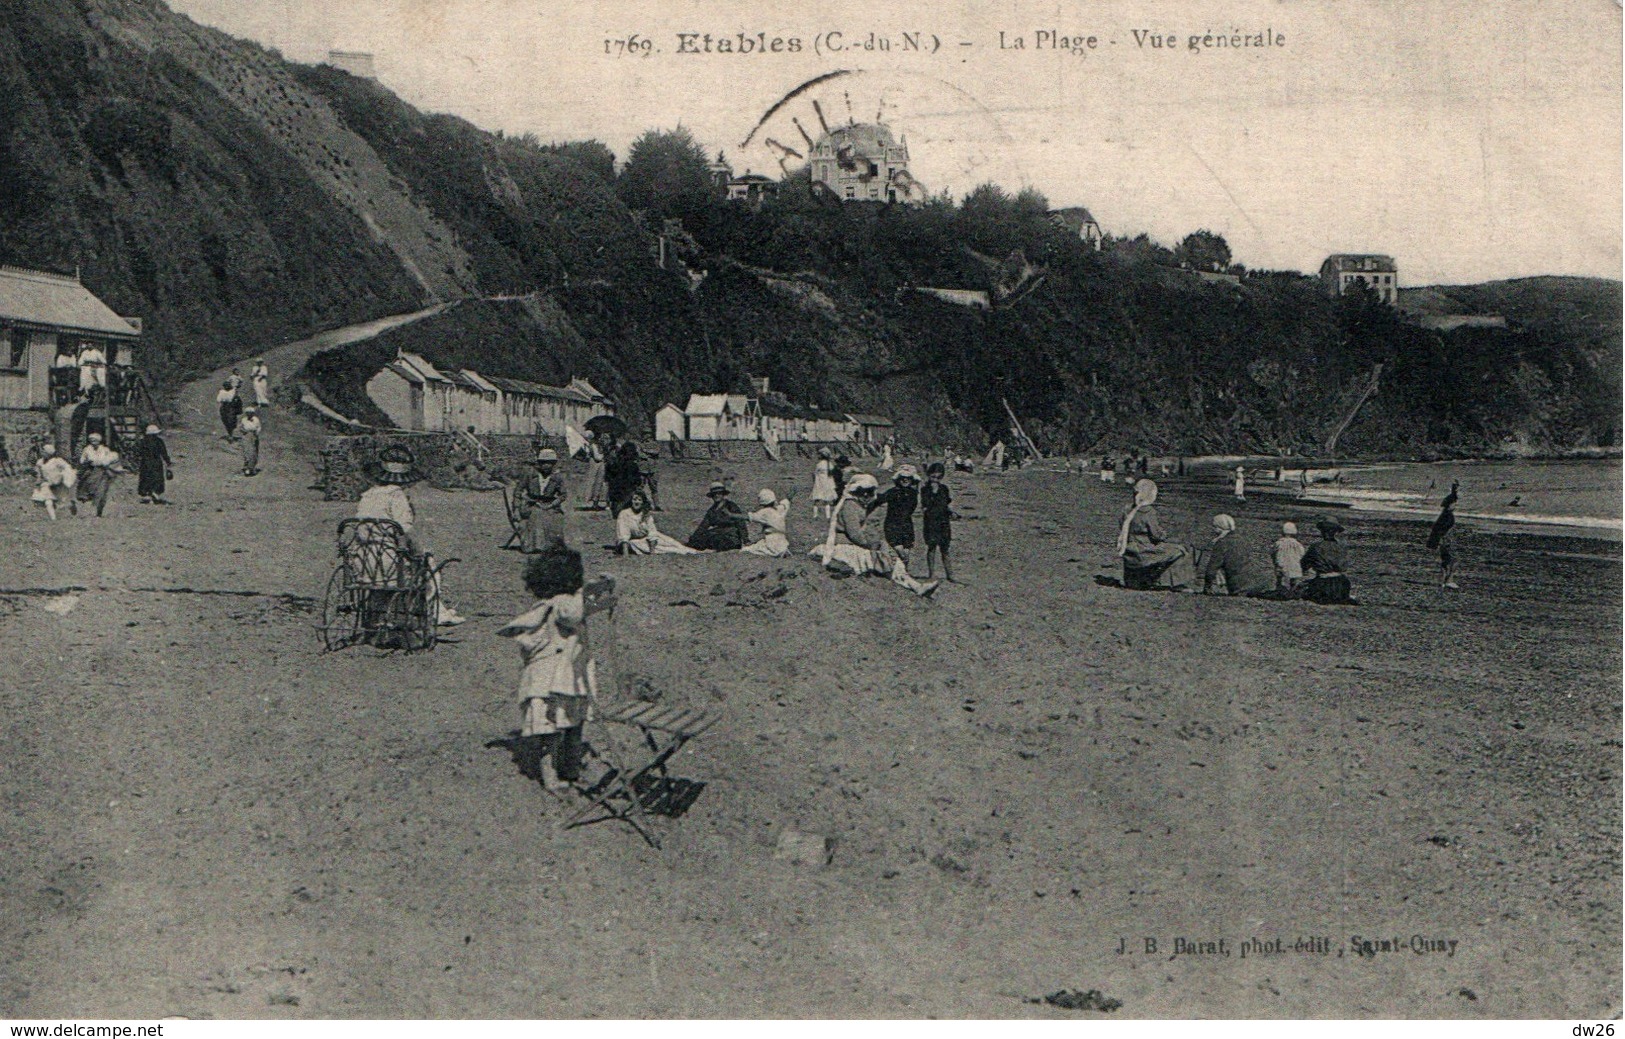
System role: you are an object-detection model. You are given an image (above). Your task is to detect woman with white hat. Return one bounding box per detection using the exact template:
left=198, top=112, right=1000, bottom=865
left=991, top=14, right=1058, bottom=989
left=520, top=449, right=567, bottom=552
left=238, top=407, right=262, bottom=477
left=869, top=465, right=921, bottom=570
left=356, top=446, right=465, bottom=625
left=76, top=432, right=121, bottom=518
left=742, top=487, right=791, bottom=557
left=135, top=423, right=173, bottom=504
left=250, top=358, right=272, bottom=407
left=1200, top=514, right=1271, bottom=596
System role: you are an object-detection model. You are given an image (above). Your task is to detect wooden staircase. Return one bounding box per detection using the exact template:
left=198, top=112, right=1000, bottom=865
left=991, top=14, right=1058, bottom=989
left=51, top=366, right=162, bottom=455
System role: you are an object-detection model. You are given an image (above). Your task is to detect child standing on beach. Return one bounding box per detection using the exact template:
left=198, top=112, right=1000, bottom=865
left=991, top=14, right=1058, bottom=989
left=921, top=462, right=956, bottom=583
left=1427, top=481, right=1460, bottom=589
left=869, top=465, right=920, bottom=569
left=500, top=545, right=617, bottom=791
left=1272, top=521, right=1306, bottom=591
left=811, top=447, right=837, bottom=519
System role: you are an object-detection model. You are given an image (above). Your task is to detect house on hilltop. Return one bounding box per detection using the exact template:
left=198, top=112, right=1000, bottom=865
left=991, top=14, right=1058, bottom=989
left=810, top=122, right=924, bottom=204
left=1049, top=207, right=1103, bottom=250
left=1321, top=254, right=1399, bottom=304
left=707, top=152, right=782, bottom=205
left=326, top=51, right=377, bottom=80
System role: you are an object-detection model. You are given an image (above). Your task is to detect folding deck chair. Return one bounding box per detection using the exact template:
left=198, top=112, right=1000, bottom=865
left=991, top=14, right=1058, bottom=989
left=565, top=700, right=719, bottom=847
left=499, top=479, right=524, bottom=550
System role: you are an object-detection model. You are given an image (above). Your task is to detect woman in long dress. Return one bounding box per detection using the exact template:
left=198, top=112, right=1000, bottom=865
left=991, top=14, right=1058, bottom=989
left=76, top=433, right=121, bottom=518
left=238, top=408, right=262, bottom=476
left=216, top=380, right=241, bottom=440
left=582, top=433, right=607, bottom=510
left=250, top=359, right=272, bottom=407
left=1116, top=478, right=1195, bottom=590
left=135, top=423, right=172, bottom=504
left=521, top=450, right=567, bottom=552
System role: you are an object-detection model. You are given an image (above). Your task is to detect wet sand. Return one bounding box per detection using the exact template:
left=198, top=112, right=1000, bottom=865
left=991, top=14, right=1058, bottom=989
left=0, top=415, right=1618, bottom=1018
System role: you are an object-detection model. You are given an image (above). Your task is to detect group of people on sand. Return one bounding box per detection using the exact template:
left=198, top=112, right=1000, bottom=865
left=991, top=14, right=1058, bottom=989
left=1115, top=477, right=1354, bottom=603
left=515, top=427, right=967, bottom=579
left=28, top=424, right=175, bottom=519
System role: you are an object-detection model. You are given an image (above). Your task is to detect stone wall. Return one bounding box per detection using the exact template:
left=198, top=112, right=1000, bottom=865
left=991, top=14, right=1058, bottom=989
left=317, top=431, right=566, bottom=501
left=0, top=409, right=53, bottom=470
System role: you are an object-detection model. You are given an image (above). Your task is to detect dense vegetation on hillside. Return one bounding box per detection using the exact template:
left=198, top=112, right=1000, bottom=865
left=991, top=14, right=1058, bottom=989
left=0, top=0, right=1615, bottom=455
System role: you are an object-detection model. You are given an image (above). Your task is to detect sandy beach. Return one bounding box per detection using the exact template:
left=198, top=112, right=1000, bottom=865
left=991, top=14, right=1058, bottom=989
left=0, top=401, right=1618, bottom=1019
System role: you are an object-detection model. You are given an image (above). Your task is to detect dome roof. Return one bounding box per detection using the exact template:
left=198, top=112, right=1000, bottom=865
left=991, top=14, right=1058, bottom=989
left=819, top=122, right=903, bottom=155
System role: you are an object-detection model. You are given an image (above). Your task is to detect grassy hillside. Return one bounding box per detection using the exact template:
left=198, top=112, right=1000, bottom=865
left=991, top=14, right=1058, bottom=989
left=0, top=0, right=441, bottom=389
left=2, top=0, right=1615, bottom=455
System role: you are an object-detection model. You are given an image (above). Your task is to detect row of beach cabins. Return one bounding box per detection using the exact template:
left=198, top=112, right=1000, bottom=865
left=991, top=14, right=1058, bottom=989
left=655, top=392, right=893, bottom=445
left=370, top=355, right=893, bottom=446
left=365, top=351, right=615, bottom=437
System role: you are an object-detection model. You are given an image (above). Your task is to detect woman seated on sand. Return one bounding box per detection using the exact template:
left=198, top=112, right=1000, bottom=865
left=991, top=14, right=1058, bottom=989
left=686, top=483, right=749, bottom=552
left=742, top=488, right=791, bottom=557
left=615, top=489, right=697, bottom=555
left=1116, top=479, right=1195, bottom=590
left=1297, top=518, right=1355, bottom=604
left=809, top=473, right=938, bottom=597
left=1200, top=514, right=1272, bottom=596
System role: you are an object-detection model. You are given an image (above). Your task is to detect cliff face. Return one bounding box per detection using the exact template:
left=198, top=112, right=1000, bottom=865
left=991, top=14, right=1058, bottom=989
left=1, top=0, right=1615, bottom=454
left=0, top=0, right=431, bottom=382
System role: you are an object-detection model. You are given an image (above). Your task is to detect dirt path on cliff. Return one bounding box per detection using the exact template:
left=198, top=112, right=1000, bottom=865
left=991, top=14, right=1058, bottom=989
left=0, top=337, right=1619, bottom=1018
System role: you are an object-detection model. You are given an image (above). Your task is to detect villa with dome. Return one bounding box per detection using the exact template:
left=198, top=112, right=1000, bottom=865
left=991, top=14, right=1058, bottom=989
left=809, top=122, right=925, bottom=204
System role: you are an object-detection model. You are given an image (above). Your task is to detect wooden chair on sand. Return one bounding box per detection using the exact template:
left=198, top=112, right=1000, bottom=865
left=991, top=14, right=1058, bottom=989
left=498, top=479, right=524, bottom=550
left=566, top=697, right=718, bottom=848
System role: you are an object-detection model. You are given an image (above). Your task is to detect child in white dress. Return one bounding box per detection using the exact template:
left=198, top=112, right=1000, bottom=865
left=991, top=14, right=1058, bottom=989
left=810, top=447, right=837, bottom=519
left=500, top=546, right=616, bottom=791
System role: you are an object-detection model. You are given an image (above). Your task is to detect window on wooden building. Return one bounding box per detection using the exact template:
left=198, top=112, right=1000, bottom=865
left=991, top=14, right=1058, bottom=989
left=5, top=327, right=28, bottom=371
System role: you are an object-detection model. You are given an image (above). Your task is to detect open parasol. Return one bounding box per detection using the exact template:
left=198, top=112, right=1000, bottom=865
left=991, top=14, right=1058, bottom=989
left=585, top=414, right=628, bottom=440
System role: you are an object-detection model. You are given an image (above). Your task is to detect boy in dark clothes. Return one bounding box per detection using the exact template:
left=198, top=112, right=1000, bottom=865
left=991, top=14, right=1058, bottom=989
left=868, top=466, right=920, bottom=569
left=832, top=454, right=851, bottom=498
left=921, top=461, right=956, bottom=582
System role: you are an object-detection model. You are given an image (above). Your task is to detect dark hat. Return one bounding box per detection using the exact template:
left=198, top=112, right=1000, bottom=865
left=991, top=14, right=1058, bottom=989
left=706, top=482, right=730, bottom=497
left=373, top=445, right=421, bottom=485
left=1316, top=517, right=1345, bottom=535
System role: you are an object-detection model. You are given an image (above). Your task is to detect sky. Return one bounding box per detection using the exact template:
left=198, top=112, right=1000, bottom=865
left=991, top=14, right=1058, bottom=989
left=166, top=0, right=1623, bottom=286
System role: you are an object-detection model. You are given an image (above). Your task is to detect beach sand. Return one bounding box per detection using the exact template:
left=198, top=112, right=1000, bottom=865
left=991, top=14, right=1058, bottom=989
left=0, top=404, right=1618, bottom=1018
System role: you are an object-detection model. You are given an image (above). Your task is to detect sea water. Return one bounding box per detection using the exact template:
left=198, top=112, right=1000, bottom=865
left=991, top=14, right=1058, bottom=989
left=1285, top=458, right=1622, bottom=534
